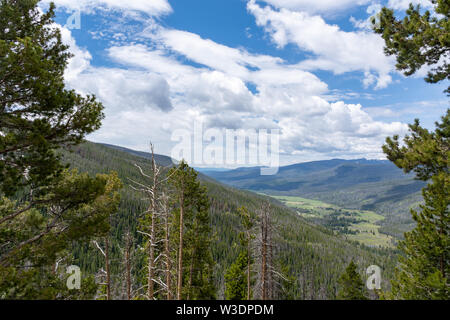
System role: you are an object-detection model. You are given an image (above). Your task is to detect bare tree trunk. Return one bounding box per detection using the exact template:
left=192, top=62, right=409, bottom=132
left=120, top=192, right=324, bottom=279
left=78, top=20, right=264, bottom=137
left=163, top=194, right=173, bottom=300
left=165, top=227, right=172, bottom=300
left=177, top=189, right=185, bottom=300
left=187, top=250, right=195, bottom=300
left=258, top=203, right=274, bottom=300
left=247, top=238, right=251, bottom=300
left=105, top=237, right=111, bottom=300
left=147, top=146, right=158, bottom=300
left=440, top=212, right=445, bottom=278
left=268, top=224, right=273, bottom=300
left=125, top=232, right=132, bottom=300
left=261, top=209, right=267, bottom=300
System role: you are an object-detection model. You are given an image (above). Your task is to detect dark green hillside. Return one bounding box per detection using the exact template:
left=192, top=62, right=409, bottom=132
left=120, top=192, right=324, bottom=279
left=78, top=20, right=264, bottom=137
left=99, top=143, right=175, bottom=167
left=61, top=142, right=397, bottom=299
left=205, top=159, right=424, bottom=238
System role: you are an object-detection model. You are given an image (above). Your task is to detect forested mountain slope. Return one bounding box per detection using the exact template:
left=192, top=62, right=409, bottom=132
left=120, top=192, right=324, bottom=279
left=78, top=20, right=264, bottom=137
left=204, top=159, right=425, bottom=238
left=61, top=142, right=397, bottom=299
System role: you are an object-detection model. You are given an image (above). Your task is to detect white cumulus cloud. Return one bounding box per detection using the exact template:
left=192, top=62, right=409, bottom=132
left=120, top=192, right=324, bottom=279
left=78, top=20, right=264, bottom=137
left=40, top=0, right=172, bottom=16
left=253, top=0, right=372, bottom=15
left=387, top=0, right=433, bottom=10
left=54, top=8, right=409, bottom=163
left=247, top=0, right=395, bottom=89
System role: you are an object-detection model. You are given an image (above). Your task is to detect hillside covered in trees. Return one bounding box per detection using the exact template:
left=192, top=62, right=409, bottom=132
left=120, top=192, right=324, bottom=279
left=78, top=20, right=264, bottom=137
left=61, top=141, right=397, bottom=299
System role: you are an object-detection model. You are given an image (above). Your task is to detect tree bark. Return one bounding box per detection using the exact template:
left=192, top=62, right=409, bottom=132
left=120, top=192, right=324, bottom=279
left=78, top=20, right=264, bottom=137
left=440, top=211, right=445, bottom=278
left=125, top=233, right=132, bottom=300
left=147, top=145, right=158, bottom=300
left=105, top=237, right=111, bottom=300
left=165, top=209, right=172, bottom=300
left=187, top=248, right=195, bottom=300
left=247, top=236, right=251, bottom=300
left=261, top=210, right=267, bottom=300
left=177, top=189, right=185, bottom=300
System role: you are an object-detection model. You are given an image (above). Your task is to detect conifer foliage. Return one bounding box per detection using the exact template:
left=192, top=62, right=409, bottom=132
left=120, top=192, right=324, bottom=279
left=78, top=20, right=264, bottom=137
left=0, top=0, right=120, bottom=299
left=129, top=157, right=216, bottom=300
left=168, top=160, right=215, bottom=300
left=337, top=261, right=368, bottom=300
left=373, top=0, right=449, bottom=94
left=375, top=0, right=449, bottom=300
left=383, top=113, right=449, bottom=299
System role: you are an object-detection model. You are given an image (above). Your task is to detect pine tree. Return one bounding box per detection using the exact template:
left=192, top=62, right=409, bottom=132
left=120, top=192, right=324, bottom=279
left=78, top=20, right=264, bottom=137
left=257, top=202, right=276, bottom=300
left=374, top=0, right=449, bottom=299
left=390, top=173, right=449, bottom=299
left=224, top=206, right=255, bottom=300
left=0, top=1, right=120, bottom=299
left=373, top=0, right=449, bottom=94
left=238, top=206, right=255, bottom=300
left=383, top=111, right=449, bottom=299
left=0, top=0, right=104, bottom=196
left=0, top=170, right=122, bottom=299
left=337, top=261, right=368, bottom=300
left=168, top=160, right=215, bottom=300
left=224, top=250, right=248, bottom=300
left=278, top=264, right=297, bottom=300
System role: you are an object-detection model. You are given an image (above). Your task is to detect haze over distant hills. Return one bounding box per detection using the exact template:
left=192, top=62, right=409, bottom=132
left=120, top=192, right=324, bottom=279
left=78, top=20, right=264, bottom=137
left=202, top=159, right=425, bottom=238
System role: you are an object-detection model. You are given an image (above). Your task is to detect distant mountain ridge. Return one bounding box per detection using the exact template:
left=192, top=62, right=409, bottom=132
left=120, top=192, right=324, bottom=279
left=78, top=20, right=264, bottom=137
left=204, top=158, right=411, bottom=190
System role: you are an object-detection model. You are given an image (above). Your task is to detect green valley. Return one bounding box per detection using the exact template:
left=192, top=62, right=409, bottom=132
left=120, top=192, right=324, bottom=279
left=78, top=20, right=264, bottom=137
left=268, top=195, right=394, bottom=248
left=206, top=159, right=425, bottom=239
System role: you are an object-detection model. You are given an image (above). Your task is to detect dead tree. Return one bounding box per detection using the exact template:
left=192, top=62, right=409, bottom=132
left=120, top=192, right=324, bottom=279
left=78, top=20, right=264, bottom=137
left=129, top=143, right=178, bottom=300
left=93, top=238, right=111, bottom=300
left=160, top=192, right=174, bottom=300
left=129, top=144, right=162, bottom=300
left=176, top=182, right=185, bottom=300
left=260, top=203, right=270, bottom=300
left=254, top=202, right=287, bottom=300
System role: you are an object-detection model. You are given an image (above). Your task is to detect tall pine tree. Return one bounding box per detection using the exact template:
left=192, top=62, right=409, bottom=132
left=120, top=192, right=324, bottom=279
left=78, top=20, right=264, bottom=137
left=0, top=0, right=120, bottom=299
left=225, top=206, right=255, bottom=300
left=337, top=261, right=368, bottom=300
left=168, top=161, right=215, bottom=300
left=383, top=111, right=449, bottom=299
left=374, top=0, right=449, bottom=300
left=390, top=172, right=449, bottom=299
left=224, top=250, right=248, bottom=300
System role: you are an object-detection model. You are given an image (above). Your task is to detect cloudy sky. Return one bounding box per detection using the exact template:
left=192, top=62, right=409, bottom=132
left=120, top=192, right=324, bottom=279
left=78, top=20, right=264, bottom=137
left=39, top=0, right=448, bottom=166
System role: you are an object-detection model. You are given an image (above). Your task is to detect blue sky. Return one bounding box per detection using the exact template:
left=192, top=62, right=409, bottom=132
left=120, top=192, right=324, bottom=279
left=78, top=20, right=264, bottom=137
left=39, top=0, right=448, bottom=166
